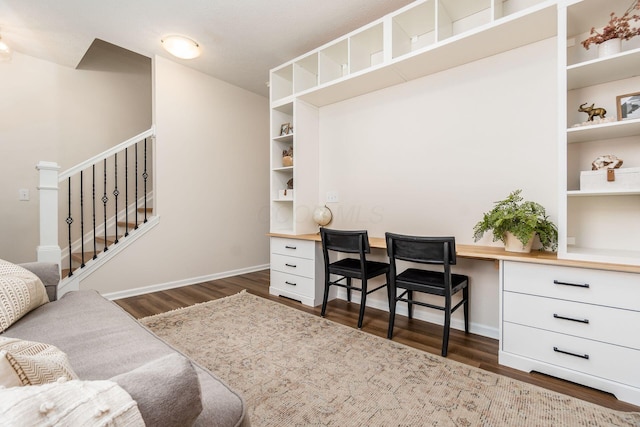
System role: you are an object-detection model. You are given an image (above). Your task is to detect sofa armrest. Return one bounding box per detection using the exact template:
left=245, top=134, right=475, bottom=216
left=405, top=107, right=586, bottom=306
left=111, top=353, right=203, bottom=427
left=18, top=262, right=60, bottom=302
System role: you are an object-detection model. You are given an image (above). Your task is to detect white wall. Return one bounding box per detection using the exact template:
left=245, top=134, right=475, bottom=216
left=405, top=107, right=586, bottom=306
left=81, top=56, right=270, bottom=294
left=0, top=50, right=151, bottom=263
left=319, top=38, right=558, bottom=335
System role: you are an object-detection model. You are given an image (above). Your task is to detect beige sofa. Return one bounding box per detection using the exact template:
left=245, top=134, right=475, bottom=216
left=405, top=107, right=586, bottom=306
left=2, top=262, right=250, bottom=427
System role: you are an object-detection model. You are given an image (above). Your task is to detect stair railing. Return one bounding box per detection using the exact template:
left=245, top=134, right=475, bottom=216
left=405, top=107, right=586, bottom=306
left=37, top=127, right=155, bottom=277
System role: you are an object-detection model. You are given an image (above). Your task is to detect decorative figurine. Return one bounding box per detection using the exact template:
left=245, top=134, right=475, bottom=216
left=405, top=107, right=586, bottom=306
left=282, top=146, right=293, bottom=167
left=579, top=103, right=607, bottom=121
left=592, top=154, right=623, bottom=170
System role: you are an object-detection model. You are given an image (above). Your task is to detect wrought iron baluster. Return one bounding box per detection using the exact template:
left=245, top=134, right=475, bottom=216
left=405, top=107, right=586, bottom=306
left=113, top=153, right=119, bottom=244
left=80, top=170, right=85, bottom=268
left=92, top=165, right=97, bottom=260
left=135, top=142, right=139, bottom=230
left=66, top=177, right=73, bottom=277
left=143, top=137, right=148, bottom=223
left=102, top=159, right=109, bottom=252
left=124, top=147, right=129, bottom=237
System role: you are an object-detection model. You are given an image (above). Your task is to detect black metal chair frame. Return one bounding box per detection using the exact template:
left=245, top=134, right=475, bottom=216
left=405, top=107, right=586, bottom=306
left=385, top=232, right=469, bottom=357
left=320, top=228, right=390, bottom=329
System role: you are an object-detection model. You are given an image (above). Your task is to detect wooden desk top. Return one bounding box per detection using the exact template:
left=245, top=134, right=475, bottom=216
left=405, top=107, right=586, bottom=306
left=268, top=233, right=640, bottom=274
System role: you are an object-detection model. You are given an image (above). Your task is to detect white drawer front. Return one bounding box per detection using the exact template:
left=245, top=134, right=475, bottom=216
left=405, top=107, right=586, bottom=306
left=271, top=237, right=316, bottom=259
left=270, top=270, right=316, bottom=297
left=503, top=322, right=640, bottom=388
left=503, top=261, right=640, bottom=311
left=271, top=253, right=315, bottom=278
left=503, top=292, right=640, bottom=350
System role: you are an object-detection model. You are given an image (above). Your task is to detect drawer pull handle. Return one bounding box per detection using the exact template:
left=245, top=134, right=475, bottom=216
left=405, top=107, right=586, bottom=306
left=285, top=245, right=297, bottom=250
left=553, top=280, right=590, bottom=288
left=285, top=281, right=297, bottom=286
left=285, top=263, right=297, bottom=268
left=553, top=314, right=589, bottom=324
left=553, top=346, right=589, bottom=360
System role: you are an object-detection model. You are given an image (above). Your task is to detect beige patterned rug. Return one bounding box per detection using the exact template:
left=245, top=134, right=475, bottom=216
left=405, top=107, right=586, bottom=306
left=141, top=291, right=640, bottom=426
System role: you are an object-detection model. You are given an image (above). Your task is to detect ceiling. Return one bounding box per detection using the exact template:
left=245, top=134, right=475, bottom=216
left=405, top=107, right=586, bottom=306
left=0, top=0, right=415, bottom=97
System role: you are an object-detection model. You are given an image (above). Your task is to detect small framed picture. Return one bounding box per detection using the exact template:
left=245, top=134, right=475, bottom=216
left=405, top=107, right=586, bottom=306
left=280, top=123, right=292, bottom=136
left=616, top=91, right=640, bottom=121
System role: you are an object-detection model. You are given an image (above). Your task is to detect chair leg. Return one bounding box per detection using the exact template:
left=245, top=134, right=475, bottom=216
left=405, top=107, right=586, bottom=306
left=407, top=290, right=413, bottom=319
left=386, top=273, right=392, bottom=312
left=357, top=279, right=367, bottom=329
left=463, top=286, right=469, bottom=334
left=321, top=280, right=331, bottom=318
left=442, top=300, right=451, bottom=357
left=387, top=297, right=396, bottom=339
left=346, top=277, right=352, bottom=302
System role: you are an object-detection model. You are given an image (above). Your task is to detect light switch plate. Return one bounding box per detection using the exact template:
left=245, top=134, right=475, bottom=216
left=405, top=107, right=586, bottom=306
left=19, top=189, right=30, bottom=201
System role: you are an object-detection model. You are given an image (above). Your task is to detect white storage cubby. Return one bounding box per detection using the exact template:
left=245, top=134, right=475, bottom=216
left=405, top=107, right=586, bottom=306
left=319, top=40, right=349, bottom=85
left=350, top=23, right=385, bottom=73
left=391, top=1, right=436, bottom=59
left=270, top=64, right=293, bottom=103
left=496, top=0, right=548, bottom=20
left=294, top=54, right=318, bottom=93
left=437, top=0, right=492, bottom=42
left=559, top=0, right=640, bottom=265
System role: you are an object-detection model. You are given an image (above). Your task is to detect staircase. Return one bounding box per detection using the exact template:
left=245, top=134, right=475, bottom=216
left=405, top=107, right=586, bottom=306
left=63, top=207, right=154, bottom=278
left=37, top=128, right=158, bottom=295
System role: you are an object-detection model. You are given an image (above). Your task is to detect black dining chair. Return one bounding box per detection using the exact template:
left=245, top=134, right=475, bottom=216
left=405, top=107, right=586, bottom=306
left=320, top=228, right=390, bottom=329
left=385, top=232, right=469, bottom=357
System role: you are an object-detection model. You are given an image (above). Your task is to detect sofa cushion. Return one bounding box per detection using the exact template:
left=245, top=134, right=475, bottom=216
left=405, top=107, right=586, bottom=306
left=0, top=337, right=78, bottom=387
left=111, top=353, right=203, bottom=427
left=0, top=259, right=49, bottom=332
left=0, top=379, right=145, bottom=426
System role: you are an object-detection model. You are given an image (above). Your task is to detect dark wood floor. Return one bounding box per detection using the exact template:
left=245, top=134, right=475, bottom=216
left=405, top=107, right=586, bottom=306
left=115, top=269, right=640, bottom=413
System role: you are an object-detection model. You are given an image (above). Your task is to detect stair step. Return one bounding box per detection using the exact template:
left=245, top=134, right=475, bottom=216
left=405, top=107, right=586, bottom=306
left=117, top=221, right=139, bottom=229
left=137, top=207, right=153, bottom=213
left=96, top=236, right=117, bottom=245
left=70, top=251, right=101, bottom=263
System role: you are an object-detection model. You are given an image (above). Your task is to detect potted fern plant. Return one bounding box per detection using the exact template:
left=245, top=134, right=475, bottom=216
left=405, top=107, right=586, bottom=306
left=472, top=190, right=558, bottom=253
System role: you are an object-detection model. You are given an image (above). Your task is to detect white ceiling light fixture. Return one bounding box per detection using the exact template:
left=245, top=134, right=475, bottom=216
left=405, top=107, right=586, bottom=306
left=0, top=35, right=12, bottom=61
left=161, top=35, right=201, bottom=59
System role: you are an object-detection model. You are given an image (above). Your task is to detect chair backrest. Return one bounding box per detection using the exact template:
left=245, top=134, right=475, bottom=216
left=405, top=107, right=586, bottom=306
left=320, top=228, right=371, bottom=255
left=385, top=233, right=457, bottom=266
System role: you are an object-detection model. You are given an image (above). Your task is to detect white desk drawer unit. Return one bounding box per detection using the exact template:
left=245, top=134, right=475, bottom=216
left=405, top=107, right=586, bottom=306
left=500, top=261, right=640, bottom=406
left=269, top=237, right=324, bottom=307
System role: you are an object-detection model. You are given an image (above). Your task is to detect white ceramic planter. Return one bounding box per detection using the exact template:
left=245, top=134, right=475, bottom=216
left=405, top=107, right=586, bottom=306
left=504, top=231, right=534, bottom=253
left=598, top=38, right=621, bottom=58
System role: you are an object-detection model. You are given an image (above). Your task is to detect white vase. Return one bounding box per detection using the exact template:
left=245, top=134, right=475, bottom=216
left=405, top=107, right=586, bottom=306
left=598, top=38, right=621, bottom=58
left=504, top=231, right=534, bottom=253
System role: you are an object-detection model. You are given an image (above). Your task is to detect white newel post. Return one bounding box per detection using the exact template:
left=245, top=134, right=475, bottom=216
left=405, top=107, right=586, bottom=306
left=36, top=161, right=62, bottom=267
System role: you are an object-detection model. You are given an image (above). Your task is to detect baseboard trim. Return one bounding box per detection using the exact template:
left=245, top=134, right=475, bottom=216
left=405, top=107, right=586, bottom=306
left=335, top=289, right=499, bottom=340
left=103, top=264, right=270, bottom=301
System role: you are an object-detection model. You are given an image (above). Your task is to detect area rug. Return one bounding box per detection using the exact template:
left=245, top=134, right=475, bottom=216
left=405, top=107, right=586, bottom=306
left=140, top=291, right=640, bottom=426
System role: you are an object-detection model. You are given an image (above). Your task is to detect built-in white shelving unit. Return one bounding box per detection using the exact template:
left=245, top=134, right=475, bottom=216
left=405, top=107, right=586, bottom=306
left=269, top=0, right=557, bottom=234
left=558, top=0, right=640, bottom=266
left=270, top=0, right=556, bottom=108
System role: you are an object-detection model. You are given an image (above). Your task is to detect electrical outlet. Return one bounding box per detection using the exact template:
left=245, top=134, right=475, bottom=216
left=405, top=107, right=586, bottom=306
left=326, top=191, right=339, bottom=203
left=18, top=189, right=30, bottom=201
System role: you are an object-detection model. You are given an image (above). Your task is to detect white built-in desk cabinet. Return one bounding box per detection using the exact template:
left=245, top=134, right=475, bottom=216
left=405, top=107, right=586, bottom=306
left=268, top=0, right=640, bottom=406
